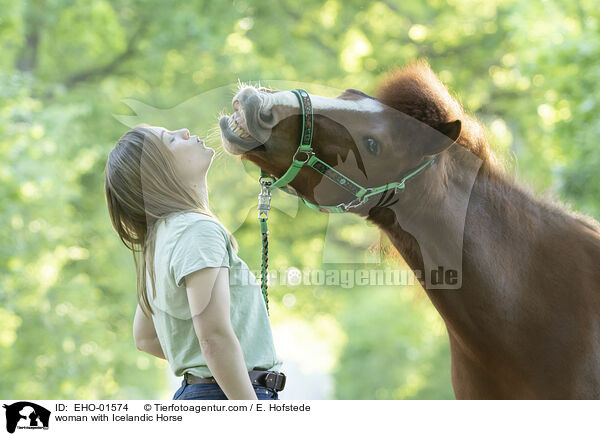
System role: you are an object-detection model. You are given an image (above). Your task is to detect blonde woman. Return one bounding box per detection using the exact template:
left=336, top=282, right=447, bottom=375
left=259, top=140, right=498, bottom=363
left=104, top=125, right=285, bottom=400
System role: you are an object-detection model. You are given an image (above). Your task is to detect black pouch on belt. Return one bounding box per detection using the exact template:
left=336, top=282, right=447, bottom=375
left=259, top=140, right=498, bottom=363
left=184, top=370, right=286, bottom=392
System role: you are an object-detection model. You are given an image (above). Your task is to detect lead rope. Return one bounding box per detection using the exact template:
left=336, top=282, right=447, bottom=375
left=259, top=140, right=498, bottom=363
left=255, top=89, right=310, bottom=317
left=258, top=170, right=275, bottom=315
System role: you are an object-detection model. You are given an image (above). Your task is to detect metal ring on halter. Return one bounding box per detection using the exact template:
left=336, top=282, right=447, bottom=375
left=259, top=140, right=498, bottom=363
left=293, top=149, right=314, bottom=163
left=335, top=196, right=364, bottom=211
left=346, top=199, right=367, bottom=210
left=259, top=175, right=275, bottom=185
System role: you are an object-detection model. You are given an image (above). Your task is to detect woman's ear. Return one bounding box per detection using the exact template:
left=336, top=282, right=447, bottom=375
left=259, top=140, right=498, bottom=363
left=423, top=119, right=461, bottom=156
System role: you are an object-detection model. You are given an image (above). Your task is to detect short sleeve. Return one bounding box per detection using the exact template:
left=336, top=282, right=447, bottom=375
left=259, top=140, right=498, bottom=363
left=170, top=219, right=231, bottom=287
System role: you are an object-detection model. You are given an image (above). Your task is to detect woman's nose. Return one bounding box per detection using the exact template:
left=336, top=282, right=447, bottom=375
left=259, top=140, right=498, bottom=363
left=176, top=128, right=190, bottom=139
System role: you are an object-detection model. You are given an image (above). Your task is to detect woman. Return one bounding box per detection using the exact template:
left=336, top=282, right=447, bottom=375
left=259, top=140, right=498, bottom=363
left=104, top=125, right=285, bottom=400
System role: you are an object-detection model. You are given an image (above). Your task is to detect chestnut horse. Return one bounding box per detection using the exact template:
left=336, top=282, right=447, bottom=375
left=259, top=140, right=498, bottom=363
left=220, top=61, right=600, bottom=399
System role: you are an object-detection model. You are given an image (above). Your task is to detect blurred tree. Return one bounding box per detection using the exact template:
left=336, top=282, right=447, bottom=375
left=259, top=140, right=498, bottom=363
left=0, top=0, right=597, bottom=399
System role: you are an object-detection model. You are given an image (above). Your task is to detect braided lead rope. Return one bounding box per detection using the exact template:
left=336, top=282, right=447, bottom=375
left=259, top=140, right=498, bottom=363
left=258, top=173, right=274, bottom=315
left=259, top=217, right=270, bottom=315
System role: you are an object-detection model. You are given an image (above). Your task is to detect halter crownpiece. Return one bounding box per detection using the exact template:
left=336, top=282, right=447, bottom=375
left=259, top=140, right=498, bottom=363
left=257, top=89, right=437, bottom=315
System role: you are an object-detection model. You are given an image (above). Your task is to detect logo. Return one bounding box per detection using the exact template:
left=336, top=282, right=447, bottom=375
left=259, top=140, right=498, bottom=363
left=2, top=402, right=51, bottom=433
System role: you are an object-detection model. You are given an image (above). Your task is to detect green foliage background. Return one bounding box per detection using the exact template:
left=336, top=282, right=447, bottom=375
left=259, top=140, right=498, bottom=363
left=1, top=0, right=598, bottom=399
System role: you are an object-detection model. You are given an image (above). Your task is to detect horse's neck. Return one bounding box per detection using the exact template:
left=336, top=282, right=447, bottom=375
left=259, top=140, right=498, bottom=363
left=361, top=145, right=600, bottom=397
left=366, top=151, right=535, bottom=346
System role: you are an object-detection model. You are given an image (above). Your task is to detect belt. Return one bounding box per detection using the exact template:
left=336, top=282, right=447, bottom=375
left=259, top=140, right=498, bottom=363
left=184, top=370, right=286, bottom=392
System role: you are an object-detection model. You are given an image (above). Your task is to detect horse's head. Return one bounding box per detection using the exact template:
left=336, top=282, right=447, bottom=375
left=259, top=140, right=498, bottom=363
left=220, top=85, right=461, bottom=210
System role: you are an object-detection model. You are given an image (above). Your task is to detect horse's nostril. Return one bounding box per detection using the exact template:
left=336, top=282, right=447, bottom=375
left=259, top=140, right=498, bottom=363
left=233, top=87, right=258, bottom=107
left=259, top=109, right=274, bottom=124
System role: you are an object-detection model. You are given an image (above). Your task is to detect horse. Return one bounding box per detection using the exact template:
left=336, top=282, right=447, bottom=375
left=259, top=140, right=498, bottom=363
left=219, top=61, right=600, bottom=399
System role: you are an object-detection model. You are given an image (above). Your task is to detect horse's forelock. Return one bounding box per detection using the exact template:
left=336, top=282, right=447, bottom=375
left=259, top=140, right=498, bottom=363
left=376, top=61, right=495, bottom=163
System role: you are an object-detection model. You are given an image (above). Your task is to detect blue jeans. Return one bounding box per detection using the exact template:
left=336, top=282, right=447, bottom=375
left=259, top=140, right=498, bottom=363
left=172, top=379, right=279, bottom=400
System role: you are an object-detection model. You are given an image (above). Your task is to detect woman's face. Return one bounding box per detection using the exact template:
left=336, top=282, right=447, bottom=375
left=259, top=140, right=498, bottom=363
left=149, top=126, right=214, bottom=186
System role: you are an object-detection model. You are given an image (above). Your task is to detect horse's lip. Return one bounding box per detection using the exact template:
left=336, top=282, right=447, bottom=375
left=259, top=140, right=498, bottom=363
left=219, top=116, right=262, bottom=155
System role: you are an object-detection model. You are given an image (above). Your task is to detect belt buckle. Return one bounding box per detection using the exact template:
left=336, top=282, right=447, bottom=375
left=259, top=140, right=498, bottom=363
left=264, top=371, right=286, bottom=391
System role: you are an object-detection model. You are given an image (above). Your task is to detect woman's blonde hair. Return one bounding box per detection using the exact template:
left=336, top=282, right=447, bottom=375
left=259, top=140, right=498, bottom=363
left=104, top=125, right=238, bottom=318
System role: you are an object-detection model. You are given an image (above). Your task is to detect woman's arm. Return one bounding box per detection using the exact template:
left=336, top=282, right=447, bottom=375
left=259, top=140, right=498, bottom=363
left=133, top=303, right=166, bottom=360
left=185, top=266, right=258, bottom=400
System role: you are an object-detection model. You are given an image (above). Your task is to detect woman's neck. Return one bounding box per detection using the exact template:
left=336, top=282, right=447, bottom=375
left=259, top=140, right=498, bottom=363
left=190, top=176, right=210, bottom=209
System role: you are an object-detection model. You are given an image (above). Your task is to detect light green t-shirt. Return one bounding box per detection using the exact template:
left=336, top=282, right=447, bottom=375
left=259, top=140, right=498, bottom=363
left=146, top=211, right=283, bottom=378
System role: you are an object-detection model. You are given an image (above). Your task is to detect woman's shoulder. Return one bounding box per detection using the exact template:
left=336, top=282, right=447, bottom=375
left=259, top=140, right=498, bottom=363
left=161, top=211, right=227, bottom=238
left=166, top=211, right=220, bottom=225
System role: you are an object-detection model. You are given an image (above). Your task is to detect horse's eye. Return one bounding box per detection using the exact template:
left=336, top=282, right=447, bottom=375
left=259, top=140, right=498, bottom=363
left=363, top=137, right=380, bottom=155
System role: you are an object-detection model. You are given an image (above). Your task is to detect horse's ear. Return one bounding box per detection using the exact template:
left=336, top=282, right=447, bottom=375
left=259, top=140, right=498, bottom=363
left=423, top=119, right=461, bottom=156
left=436, top=119, right=461, bottom=142
left=338, top=88, right=376, bottom=100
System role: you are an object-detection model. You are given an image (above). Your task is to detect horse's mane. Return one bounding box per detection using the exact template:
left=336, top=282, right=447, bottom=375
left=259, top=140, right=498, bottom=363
left=376, top=59, right=500, bottom=169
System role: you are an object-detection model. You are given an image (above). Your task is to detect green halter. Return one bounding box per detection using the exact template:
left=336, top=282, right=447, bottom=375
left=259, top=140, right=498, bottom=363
left=259, top=89, right=436, bottom=212
left=256, top=89, right=437, bottom=315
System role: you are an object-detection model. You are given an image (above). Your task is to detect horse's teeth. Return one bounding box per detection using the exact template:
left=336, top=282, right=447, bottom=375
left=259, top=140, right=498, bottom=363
left=228, top=112, right=250, bottom=138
